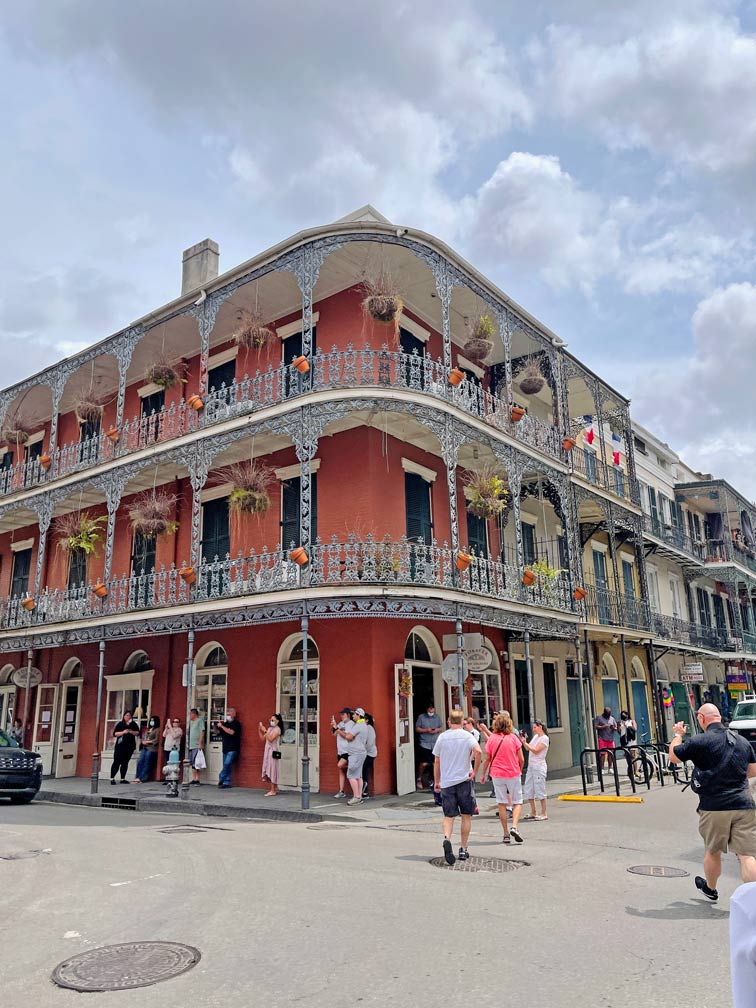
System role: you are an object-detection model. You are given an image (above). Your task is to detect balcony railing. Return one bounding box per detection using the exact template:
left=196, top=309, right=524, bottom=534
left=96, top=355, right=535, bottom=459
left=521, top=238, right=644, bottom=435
left=571, top=447, right=640, bottom=506
left=583, top=582, right=650, bottom=630
left=649, top=611, right=729, bottom=651
left=705, top=536, right=756, bottom=576
left=642, top=513, right=705, bottom=562
left=0, top=346, right=567, bottom=500
left=0, top=537, right=577, bottom=633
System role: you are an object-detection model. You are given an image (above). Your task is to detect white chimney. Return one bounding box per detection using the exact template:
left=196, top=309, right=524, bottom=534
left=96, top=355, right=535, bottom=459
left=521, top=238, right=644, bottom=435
left=181, top=238, right=219, bottom=295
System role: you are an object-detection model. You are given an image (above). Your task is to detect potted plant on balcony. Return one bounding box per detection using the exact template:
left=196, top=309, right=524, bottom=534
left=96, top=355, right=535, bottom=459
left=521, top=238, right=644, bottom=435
left=463, top=314, right=495, bottom=365
left=216, top=460, right=275, bottom=538
left=361, top=268, right=403, bottom=343
left=518, top=358, right=546, bottom=396
left=145, top=357, right=187, bottom=391
left=128, top=491, right=179, bottom=540
left=464, top=467, right=509, bottom=521
left=523, top=558, right=566, bottom=599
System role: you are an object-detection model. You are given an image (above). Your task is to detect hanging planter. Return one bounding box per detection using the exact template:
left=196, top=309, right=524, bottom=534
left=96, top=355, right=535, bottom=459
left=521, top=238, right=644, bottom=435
left=21, top=596, right=36, bottom=612
left=53, top=511, right=107, bottom=558
left=39, top=453, right=52, bottom=471
left=93, top=582, right=108, bottom=599
left=455, top=551, right=473, bottom=571
left=74, top=395, right=105, bottom=426
left=179, top=565, right=196, bottom=585
left=562, top=436, right=577, bottom=452
left=292, top=355, right=310, bottom=374
left=510, top=406, right=526, bottom=423
left=145, top=358, right=187, bottom=391
left=361, top=269, right=403, bottom=342
left=233, top=310, right=276, bottom=353
left=573, top=586, right=587, bottom=601
left=463, top=467, right=509, bottom=521
left=290, top=547, right=308, bottom=566
left=527, top=559, right=566, bottom=584
left=463, top=315, right=495, bottom=364
left=186, top=394, right=204, bottom=411
left=105, top=427, right=120, bottom=443
left=448, top=368, right=465, bottom=387
left=518, top=359, right=546, bottom=396
left=128, top=492, right=179, bottom=539
left=1, top=424, right=29, bottom=447
left=522, top=569, right=536, bottom=586
left=216, top=461, right=274, bottom=536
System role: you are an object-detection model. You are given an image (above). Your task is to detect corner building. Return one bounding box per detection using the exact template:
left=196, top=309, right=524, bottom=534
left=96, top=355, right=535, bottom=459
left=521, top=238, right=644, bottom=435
left=0, top=205, right=652, bottom=794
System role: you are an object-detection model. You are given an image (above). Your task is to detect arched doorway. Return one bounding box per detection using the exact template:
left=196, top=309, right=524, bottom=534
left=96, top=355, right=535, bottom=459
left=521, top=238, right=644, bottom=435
left=50, top=658, right=85, bottom=778
left=397, top=627, right=442, bottom=795
left=277, top=634, right=320, bottom=791
left=629, top=656, right=651, bottom=743
left=0, top=663, right=16, bottom=735
left=101, top=650, right=155, bottom=772
left=194, top=643, right=228, bottom=781
left=600, top=653, right=620, bottom=726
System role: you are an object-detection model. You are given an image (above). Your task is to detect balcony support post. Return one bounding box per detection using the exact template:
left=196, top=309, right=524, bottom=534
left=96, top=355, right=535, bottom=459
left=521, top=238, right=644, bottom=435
left=31, top=496, right=54, bottom=602
left=524, top=629, right=535, bottom=726
left=114, top=327, right=143, bottom=435
left=95, top=470, right=130, bottom=587
left=301, top=608, right=311, bottom=810
left=47, top=369, right=68, bottom=462
left=619, top=634, right=631, bottom=714
left=183, top=444, right=217, bottom=571
left=431, top=259, right=453, bottom=371
left=496, top=309, right=514, bottom=408
left=90, top=637, right=106, bottom=794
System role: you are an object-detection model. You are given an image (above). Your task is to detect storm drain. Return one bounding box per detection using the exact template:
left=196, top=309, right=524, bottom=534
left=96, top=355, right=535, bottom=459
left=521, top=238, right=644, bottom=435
left=52, top=941, right=201, bottom=991
left=100, top=797, right=138, bottom=811
left=627, top=865, right=690, bottom=878
left=429, top=856, right=529, bottom=873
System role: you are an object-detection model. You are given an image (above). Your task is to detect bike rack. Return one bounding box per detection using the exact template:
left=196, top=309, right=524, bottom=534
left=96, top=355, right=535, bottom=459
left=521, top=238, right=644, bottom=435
left=579, top=746, right=652, bottom=796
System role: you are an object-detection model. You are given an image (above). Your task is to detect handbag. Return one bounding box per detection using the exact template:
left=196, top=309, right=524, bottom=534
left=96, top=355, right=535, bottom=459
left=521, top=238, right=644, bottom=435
left=271, top=749, right=282, bottom=760
left=193, top=749, right=207, bottom=770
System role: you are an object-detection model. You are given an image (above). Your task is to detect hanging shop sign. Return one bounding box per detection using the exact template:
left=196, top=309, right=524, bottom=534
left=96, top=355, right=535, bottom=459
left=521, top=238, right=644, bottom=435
left=442, top=633, right=482, bottom=652
left=442, top=653, right=468, bottom=685
left=726, top=670, right=749, bottom=687
left=10, top=667, right=42, bottom=688
left=680, top=663, right=704, bottom=683
left=463, top=647, right=492, bottom=672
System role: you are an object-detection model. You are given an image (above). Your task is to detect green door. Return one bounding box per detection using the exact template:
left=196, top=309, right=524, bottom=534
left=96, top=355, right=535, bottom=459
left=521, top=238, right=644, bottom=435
left=670, top=682, right=693, bottom=735
left=567, top=678, right=586, bottom=765
left=631, top=680, right=651, bottom=742
left=602, top=679, right=621, bottom=739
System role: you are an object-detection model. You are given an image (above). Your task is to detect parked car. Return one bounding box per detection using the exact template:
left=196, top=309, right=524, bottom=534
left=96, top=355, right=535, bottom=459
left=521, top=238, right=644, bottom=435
left=729, top=695, right=756, bottom=755
left=0, top=730, right=42, bottom=803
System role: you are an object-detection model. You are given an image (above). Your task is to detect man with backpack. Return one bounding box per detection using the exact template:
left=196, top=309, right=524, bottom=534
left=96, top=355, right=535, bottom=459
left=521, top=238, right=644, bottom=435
left=669, top=702, right=756, bottom=902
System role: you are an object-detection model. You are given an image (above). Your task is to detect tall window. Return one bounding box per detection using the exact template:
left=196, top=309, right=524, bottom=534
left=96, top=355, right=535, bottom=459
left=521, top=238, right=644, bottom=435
left=712, top=594, right=727, bottom=633
left=141, top=389, right=165, bottom=444
left=584, top=449, right=597, bottom=484
left=131, top=533, right=157, bottom=577
left=399, top=328, right=425, bottom=386
left=208, top=359, right=236, bottom=406
left=543, top=661, right=561, bottom=728
left=669, top=578, right=682, bottom=619
left=647, top=568, right=660, bottom=612
left=404, top=473, right=432, bottom=545
left=78, top=418, right=101, bottom=464
left=67, top=548, right=87, bottom=590
left=514, top=659, right=530, bottom=732
left=522, top=522, right=536, bottom=565
left=10, top=548, right=32, bottom=597
left=696, top=587, right=712, bottom=628
left=466, top=511, right=488, bottom=558
left=201, top=498, right=231, bottom=561
left=281, top=475, right=318, bottom=550
left=613, top=467, right=625, bottom=497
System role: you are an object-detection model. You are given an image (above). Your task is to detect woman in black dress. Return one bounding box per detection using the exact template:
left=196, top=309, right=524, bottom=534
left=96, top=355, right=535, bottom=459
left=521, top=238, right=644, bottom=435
left=111, top=710, right=140, bottom=784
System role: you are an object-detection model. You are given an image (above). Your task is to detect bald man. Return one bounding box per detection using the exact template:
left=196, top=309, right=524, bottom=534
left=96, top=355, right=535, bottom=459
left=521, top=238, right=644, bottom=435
left=670, top=702, right=756, bottom=902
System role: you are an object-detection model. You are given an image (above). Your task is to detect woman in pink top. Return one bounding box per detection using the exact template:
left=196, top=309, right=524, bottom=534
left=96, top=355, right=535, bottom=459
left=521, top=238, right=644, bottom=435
left=479, top=712, right=524, bottom=844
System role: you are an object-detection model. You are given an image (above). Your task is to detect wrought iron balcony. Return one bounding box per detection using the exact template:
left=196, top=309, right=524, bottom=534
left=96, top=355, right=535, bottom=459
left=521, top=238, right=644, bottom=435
left=571, top=446, right=641, bottom=506
left=642, top=513, right=705, bottom=563
left=0, top=346, right=566, bottom=500
left=704, top=536, right=756, bottom=576
left=649, top=610, right=729, bottom=651
left=0, top=537, right=577, bottom=633
left=582, top=582, right=650, bottom=630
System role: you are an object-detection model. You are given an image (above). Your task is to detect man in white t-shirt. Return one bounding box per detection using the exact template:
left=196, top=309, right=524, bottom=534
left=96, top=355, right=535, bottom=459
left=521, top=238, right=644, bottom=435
left=433, top=709, right=481, bottom=866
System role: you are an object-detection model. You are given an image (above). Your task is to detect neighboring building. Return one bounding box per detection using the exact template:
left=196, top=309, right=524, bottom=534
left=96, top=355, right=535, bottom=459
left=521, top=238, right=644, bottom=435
left=0, top=203, right=742, bottom=796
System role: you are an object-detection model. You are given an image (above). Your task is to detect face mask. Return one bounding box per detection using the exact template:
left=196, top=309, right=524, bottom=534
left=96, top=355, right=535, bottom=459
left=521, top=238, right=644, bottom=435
left=225, top=715, right=232, bottom=722
left=149, top=721, right=155, bottom=728
left=269, top=720, right=276, bottom=726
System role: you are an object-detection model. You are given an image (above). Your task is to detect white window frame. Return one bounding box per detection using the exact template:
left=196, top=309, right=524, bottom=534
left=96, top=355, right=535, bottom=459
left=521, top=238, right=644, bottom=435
left=207, top=346, right=239, bottom=369
left=275, top=459, right=321, bottom=482
left=276, top=312, right=320, bottom=340
left=398, top=315, right=430, bottom=342
left=401, top=458, right=438, bottom=483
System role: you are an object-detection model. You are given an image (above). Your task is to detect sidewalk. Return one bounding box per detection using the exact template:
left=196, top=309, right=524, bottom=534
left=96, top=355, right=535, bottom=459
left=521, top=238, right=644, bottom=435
left=37, top=769, right=593, bottom=824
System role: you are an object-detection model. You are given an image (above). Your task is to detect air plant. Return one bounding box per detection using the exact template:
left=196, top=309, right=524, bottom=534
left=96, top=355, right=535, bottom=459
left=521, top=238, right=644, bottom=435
left=463, top=466, right=509, bottom=521
left=361, top=268, right=403, bottom=342
left=463, top=314, right=495, bottom=364
left=215, top=460, right=275, bottom=539
left=53, top=511, right=107, bottom=556
left=233, top=309, right=277, bottom=354
left=128, top=491, right=179, bottom=539
left=74, top=394, right=105, bottom=426
left=518, top=358, right=546, bottom=396
left=145, top=357, right=187, bottom=390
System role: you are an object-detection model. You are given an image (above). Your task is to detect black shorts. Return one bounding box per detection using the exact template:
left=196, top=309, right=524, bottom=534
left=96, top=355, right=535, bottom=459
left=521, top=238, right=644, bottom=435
left=416, top=747, right=435, bottom=769
left=440, top=779, right=476, bottom=818
left=337, top=753, right=348, bottom=765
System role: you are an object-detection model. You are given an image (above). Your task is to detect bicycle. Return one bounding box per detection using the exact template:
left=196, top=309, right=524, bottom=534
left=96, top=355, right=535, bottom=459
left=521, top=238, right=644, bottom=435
left=627, top=734, right=670, bottom=784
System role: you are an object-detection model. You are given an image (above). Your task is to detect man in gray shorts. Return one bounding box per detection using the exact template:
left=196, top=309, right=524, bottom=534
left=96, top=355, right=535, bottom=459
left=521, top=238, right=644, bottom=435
left=433, top=709, right=481, bottom=865
left=334, top=707, right=368, bottom=806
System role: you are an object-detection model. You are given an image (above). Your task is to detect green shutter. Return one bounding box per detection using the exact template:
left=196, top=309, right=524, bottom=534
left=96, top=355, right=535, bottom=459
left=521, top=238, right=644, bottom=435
left=405, top=473, right=432, bottom=544
left=281, top=474, right=317, bottom=549
left=201, top=498, right=230, bottom=561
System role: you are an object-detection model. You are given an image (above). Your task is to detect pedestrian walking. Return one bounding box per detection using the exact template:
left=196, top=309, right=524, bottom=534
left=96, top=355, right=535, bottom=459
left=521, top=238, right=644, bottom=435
left=331, top=706, right=368, bottom=805
left=432, top=709, right=481, bottom=865
left=332, top=708, right=355, bottom=798
left=594, top=707, right=618, bottom=773
left=730, top=881, right=756, bottom=1006
left=669, top=702, right=756, bottom=901
left=415, top=703, right=442, bottom=789
left=521, top=720, right=550, bottom=820
left=161, top=717, right=183, bottom=783
left=134, top=715, right=161, bottom=782
left=188, top=707, right=206, bottom=785
left=110, top=711, right=140, bottom=784
left=217, top=707, right=242, bottom=788
left=480, top=712, right=525, bottom=843
left=258, top=713, right=283, bottom=796
left=362, top=712, right=377, bottom=798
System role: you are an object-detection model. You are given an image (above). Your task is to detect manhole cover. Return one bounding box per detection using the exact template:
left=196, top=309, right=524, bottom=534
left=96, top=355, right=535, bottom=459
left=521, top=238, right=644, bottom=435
left=429, top=856, right=529, bottom=873
left=627, top=865, right=690, bottom=878
left=52, top=941, right=201, bottom=991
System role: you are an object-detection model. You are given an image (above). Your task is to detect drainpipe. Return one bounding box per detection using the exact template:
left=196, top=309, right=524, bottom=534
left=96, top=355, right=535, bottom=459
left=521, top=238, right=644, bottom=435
left=583, top=628, right=598, bottom=748
left=90, top=639, right=106, bottom=794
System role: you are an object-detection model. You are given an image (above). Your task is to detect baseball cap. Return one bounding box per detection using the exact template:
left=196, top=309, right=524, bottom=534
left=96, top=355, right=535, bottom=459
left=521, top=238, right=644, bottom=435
left=339, top=707, right=352, bottom=715
left=354, top=707, right=366, bottom=717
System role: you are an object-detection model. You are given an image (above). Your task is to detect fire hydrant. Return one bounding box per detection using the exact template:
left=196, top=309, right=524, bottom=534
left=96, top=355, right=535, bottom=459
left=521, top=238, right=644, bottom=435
left=163, top=748, right=181, bottom=797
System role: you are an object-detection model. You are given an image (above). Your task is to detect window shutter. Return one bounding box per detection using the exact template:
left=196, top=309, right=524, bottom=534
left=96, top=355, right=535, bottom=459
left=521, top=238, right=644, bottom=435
left=281, top=474, right=317, bottom=549
left=404, top=473, right=432, bottom=545
left=10, top=548, right=32, bottom=597
left=466, top=512, right=488, bottom=558
left=201, top=498, right=230, bottom=561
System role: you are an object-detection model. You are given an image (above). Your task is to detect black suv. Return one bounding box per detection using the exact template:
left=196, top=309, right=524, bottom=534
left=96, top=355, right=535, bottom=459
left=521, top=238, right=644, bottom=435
left=0, top=731, right=42, bottom=803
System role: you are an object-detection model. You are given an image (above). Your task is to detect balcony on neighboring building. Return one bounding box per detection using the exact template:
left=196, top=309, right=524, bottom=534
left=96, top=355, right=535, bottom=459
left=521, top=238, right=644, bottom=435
left=571, top=446, right=640, bottom=507
left=649, top=610, right=729, bottom=652
left=642, top=513, right=705, bottom=565
left=582, top=581, right=650, bottom=631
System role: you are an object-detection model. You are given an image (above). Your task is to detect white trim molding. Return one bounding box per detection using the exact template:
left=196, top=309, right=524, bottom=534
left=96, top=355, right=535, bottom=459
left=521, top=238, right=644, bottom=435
left=208, top=347, right=239, bottom=369
left=10, top=538, right=34, bottom=552
left=201, top=482, right=232, bottom=503
left=275, top=459, right=322, bottom=482
left=401, top=458, right=438, bottom=483
left=137, top=382, right=163, bottom=398
left=398, top=315, right=430, bottom=343
left=276, top=312, right=320, bottom=340
left=25, top=431, right=45, bottom=447
left=456, top=356, right=485, bottom=379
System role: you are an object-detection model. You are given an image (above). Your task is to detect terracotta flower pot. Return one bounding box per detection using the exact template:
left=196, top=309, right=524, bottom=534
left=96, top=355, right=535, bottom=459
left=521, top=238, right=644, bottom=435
left=93, top=583, right=108, bottom=599
left=573, top=586, right=587, bottom=601
left=39, top=453, right=52, bottom=470
left=290, top=547, right=309, bottom=566
left=448, top=368, right=465, bottom=387
left=562, top=437, right=577, bottom=452
left=510, top=406, right=526, bottom=423
left=105, top=427, right=120, bottom=443
left=455, top=551, right=473, bottom=571
left=522, top=569, right=536, bottom=586
left=179, top=566, right=196, bottom=585
left=187, top=394, right=204, bottom=411
left=21, top=597, right=35, bottom=612
left=292, top=356, right=310, bottom=374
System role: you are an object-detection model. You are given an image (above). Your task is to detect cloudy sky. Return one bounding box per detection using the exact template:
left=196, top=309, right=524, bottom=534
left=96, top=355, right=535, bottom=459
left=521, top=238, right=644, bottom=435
left=2, top=1, right=756, bottom=494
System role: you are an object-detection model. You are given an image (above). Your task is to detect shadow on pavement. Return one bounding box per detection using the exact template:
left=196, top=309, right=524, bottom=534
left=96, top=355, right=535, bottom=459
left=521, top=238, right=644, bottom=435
left=626, top=901, right=729, bottom=920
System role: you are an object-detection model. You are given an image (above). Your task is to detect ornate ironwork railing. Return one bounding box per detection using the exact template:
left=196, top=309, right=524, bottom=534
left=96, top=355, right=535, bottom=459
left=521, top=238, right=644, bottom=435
left=571, top=446, right=640, bottom=506
left=642, top=513, right=705, bottom=562
left=0, top=346, right=567, bottom=499
left=705, top=536, right=756, bottom=577
left=582, top=582, right=650, bottom=630
left=0, top=537, right=577, bottom=631
left=649, top=610, right=729, bottom=651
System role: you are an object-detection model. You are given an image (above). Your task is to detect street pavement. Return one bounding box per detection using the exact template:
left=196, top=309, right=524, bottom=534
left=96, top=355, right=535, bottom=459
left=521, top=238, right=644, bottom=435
left=0, top=785, right=740, bottom=1007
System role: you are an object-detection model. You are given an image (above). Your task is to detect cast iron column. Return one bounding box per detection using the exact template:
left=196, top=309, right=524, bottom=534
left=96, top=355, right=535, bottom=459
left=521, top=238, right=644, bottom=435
left=301, top=610, right=310, bottom=810
left=90, top=639, right=106, bottom=794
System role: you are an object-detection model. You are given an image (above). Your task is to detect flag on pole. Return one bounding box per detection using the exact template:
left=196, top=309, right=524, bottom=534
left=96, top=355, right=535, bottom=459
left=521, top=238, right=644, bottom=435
left=582, top=415, right=594, bottom=445
left=611, top=432, right=621, bottom=466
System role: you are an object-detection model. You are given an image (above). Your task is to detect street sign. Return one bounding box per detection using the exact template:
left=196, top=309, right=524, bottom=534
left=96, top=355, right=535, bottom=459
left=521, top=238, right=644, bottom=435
left=463, top=647, right=492, bottom=672
left=442, top=653, right=468, bottom=685
left=680, top=663, right=704, bottom=683
left=11, top=667, right=42, bottom=688
left=442, top=633, right=481, bottom=652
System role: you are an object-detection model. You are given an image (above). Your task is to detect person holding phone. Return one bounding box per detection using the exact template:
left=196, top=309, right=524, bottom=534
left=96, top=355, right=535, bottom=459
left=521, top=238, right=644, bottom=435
left=258, top=713, right=283, bottom=796
left=217, top=707, right=242, bottom=788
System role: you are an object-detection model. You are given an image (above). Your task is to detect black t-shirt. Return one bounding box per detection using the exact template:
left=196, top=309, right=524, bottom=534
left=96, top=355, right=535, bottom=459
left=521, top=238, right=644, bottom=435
left=113, top=720, right=140, bottom=753
left=221, top=719, right=242, bottom=754
left=674, top=723, right=756, bottom=812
